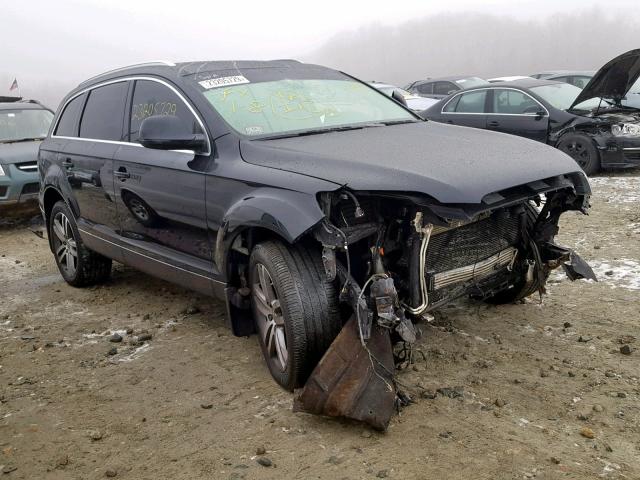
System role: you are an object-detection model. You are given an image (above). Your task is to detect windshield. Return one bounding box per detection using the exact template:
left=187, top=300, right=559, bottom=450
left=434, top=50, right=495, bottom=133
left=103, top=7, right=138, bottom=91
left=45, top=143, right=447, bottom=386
left=455, top=77, right=487, bottom=89
left=0, top=108, right=53, bottom=142
left=530, top=83, right=601, bottom=111
left=198, top=78, right=415, bottom=138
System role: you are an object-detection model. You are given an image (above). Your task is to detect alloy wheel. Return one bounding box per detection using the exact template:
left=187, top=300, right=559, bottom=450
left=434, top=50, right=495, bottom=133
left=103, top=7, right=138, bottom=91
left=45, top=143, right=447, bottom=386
left=252, top=263, right=288, bottom=372
left=52, top=212, right=78, bottom=276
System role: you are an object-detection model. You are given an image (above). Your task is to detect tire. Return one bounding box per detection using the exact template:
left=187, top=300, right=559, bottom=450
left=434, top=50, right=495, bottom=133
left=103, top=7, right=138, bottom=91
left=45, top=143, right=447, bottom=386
left=486, top=203, right=549, bottom=304
left=49, top=201, right=112, bottom=287
left=249, top=240, right=341, bottom=391
left=557, top=133, right=600, bottom=175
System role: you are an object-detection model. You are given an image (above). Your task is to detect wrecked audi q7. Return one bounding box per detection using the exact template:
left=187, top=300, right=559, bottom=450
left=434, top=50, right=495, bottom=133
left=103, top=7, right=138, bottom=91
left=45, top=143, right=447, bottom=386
left=39, top=60, right=594, bottom=430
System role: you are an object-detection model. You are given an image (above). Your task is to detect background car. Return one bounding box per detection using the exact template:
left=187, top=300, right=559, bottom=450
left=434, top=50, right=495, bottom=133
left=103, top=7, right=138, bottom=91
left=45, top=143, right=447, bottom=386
left=543, top=71, right=595, bottom=88
left=488, top=76, right=533, bottom=83
left=423, top=49, right=640, bottom=175
left=369, top=82, right=438, bottom=111
left=405, top=76, right=488, bottom=99
left=0, top=97, right=53, bottom=211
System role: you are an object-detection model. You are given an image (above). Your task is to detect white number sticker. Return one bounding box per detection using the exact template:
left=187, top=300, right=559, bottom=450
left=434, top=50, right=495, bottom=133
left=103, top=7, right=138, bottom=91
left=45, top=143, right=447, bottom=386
left=199, top=75, right=250, bottom=89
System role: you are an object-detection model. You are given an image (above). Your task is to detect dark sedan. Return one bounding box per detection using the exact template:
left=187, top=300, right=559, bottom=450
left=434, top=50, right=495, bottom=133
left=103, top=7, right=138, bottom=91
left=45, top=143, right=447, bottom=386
left=405, top=76, right=488, bottom=100
left=423, top=49, right=640, bottom=175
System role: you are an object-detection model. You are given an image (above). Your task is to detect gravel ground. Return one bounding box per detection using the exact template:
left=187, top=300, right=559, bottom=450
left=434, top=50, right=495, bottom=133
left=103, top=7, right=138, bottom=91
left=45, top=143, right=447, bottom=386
left=0, top=173, right=638, bottom=480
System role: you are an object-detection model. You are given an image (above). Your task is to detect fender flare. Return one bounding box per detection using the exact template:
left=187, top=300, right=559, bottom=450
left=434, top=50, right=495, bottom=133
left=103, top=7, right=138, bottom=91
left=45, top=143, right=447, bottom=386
left=214, top=188, right=325, bottom=277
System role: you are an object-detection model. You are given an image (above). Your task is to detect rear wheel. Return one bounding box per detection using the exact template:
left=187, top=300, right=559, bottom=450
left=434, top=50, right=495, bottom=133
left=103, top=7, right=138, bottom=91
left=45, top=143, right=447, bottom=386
left=249, top=241, right=341, bottom=391
left=49, top=201, right=112, bottom=287
left=557, top=133, right=600, bottom=175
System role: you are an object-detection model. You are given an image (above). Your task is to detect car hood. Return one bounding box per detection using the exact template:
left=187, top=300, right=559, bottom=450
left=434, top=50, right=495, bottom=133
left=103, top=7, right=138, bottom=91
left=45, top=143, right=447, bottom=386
left=0, top=141, right=40, bottom=165
left=240, top=121, right=585, bottom=204
left=570, top=49, right=640, bottom=109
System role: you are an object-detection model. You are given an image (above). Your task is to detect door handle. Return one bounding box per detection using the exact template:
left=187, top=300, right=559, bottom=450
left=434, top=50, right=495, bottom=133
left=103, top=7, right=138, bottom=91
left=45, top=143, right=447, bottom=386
left=114, top=167, right=130, bottom=180
left=487, top=121, right=500, bottom=127
left=62, top=158, right=73, bottom=167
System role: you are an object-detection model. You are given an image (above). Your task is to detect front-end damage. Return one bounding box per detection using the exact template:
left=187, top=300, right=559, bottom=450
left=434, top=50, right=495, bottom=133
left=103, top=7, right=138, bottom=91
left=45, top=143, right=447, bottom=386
left=293, top=173, right=596, bottom=430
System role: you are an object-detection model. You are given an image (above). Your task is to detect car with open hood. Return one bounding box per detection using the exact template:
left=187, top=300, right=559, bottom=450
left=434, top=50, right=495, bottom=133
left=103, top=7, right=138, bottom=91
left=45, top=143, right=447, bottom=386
left=0, top=97, right=53, bottom=211
left=39, top=60, right=593, bottom=396
left=423, top=49, right=640, bottom=175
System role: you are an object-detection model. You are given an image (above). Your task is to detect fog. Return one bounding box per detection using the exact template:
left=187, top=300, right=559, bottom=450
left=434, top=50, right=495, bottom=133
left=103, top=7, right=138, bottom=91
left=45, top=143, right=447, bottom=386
left=307, top=9, right=640, bottom=86
left=2, top=1, right=640, bottom=109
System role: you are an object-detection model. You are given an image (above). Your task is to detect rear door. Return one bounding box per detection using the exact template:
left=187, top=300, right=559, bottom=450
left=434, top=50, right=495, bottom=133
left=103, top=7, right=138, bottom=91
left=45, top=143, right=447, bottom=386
left=112, top=78, right=215, bottom=295
left=439, top=89, right=489, bottom=129
left=485, top=88, right=549, bottom=142
left=56, top=81, right=129, bottom=253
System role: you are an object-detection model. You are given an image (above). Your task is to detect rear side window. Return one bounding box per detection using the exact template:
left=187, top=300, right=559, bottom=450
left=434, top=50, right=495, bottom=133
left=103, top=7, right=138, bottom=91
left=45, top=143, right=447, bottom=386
left=433, top=82, right=456, bottom=95
left=128, top=80, right=201, bottom=143
left=452, top=90, right=487, bottom=113
left=79, top=82, right=129, bottom=141
left=55, top=93, right=86, bottom=137
left=416, top=83, right=433, bottom=95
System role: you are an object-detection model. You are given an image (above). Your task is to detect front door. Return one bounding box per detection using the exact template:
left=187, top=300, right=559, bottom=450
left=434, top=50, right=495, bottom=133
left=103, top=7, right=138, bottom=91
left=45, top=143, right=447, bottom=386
left=112, top=78, right=215, bottom=295
left=485, top=88, right=549, bottom=142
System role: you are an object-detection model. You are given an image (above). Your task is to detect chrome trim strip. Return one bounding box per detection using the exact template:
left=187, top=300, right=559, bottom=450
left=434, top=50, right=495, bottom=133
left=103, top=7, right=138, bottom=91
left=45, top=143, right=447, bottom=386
left=51, top=76, right=211, bottom=155
left=78, top=228, right=224, bottom=284
left=622, top=147, right=640, bottom=151
left=441, top=87, right=549, bottom=117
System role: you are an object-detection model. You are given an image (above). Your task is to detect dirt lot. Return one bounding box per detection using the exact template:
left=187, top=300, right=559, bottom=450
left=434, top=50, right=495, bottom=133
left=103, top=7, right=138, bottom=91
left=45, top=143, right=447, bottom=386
left=1, top=174, right=639, bottom=480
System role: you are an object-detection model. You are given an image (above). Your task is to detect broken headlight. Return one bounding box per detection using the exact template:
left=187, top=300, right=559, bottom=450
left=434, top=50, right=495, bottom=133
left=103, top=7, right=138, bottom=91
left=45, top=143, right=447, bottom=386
left=612, top=123, right=640, bottom=137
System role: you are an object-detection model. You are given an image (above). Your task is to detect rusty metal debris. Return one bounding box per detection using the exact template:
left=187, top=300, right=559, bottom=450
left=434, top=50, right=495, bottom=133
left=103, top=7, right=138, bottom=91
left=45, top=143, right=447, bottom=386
left=293, top=316, right=397, bottom=431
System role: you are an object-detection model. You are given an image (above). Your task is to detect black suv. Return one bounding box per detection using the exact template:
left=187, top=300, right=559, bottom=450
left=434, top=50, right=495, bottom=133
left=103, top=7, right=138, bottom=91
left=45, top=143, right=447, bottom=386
left=39, top=60, right=592, bottom=391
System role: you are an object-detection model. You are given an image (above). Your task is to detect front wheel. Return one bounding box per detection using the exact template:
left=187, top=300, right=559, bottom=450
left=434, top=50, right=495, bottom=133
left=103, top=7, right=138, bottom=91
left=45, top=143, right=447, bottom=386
left=557, top=134, right=600, bottom=176
left=49, top=201, right=112, bottom=287
left=249, top=241, right=341, bottom=391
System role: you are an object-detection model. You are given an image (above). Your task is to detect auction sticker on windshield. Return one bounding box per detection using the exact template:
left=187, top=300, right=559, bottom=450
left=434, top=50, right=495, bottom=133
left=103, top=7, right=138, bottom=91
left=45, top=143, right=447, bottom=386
left=199, top=75, right=250, bottom=89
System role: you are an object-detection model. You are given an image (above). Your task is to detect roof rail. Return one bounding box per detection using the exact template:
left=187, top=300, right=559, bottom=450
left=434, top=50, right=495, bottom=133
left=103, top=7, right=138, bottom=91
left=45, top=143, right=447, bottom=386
left=81, top=60, right=176, bottom=85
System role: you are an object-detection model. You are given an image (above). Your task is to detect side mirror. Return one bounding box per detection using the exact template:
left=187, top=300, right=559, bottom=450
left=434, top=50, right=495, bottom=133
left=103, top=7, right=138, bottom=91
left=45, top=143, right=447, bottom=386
left=523, top=106, right=546, bottom=118
left=139, top=115, right=207, bottom=152
left=391, top=89, right=408, bottom=107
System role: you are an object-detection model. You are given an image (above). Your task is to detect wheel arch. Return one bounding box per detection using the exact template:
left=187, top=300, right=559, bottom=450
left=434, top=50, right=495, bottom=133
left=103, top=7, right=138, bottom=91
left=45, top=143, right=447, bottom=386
left=42, top=186, right=71, bottom=253
left=215, top=191, right=326, bottom=337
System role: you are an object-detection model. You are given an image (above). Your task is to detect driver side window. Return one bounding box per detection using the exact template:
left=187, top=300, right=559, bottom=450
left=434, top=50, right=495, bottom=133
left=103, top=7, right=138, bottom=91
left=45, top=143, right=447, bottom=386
left=492, top=89, right=539, bottom=114
left=128, top=80, right=202, bottom=143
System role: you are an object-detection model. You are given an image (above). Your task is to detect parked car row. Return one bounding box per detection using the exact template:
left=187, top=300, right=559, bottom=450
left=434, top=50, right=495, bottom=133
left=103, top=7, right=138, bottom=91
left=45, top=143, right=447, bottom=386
left=402, top=49, right=640, bottom=174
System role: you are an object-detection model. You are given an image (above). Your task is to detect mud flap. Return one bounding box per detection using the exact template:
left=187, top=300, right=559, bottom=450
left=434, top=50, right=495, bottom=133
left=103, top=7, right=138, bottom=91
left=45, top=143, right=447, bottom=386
left=293, top=316, right=396, bottom=431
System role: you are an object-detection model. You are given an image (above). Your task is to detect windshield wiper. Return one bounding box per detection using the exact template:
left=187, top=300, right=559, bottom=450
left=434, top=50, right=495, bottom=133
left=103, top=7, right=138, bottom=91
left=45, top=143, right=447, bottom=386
left=1, top=137, right=45, bottom=144
left=255, top=120, right=422, bottom=140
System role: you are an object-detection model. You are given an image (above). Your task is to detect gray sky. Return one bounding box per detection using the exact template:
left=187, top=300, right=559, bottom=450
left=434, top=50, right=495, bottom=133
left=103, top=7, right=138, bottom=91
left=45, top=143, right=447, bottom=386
left=2, top=0, right=640, bottom=107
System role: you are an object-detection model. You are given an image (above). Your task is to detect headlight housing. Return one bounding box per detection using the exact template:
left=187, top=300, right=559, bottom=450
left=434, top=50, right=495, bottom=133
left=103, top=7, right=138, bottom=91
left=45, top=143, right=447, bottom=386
left=0, top=165, right=5, bottom=176
left=612, top=123, right=640, bottom=137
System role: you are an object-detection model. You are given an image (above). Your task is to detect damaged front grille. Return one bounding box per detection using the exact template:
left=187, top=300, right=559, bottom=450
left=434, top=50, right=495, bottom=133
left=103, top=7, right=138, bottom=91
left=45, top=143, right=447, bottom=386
left=421, top=208, right=522, bottom=306
left=425, top=212, right=520, bottom=272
